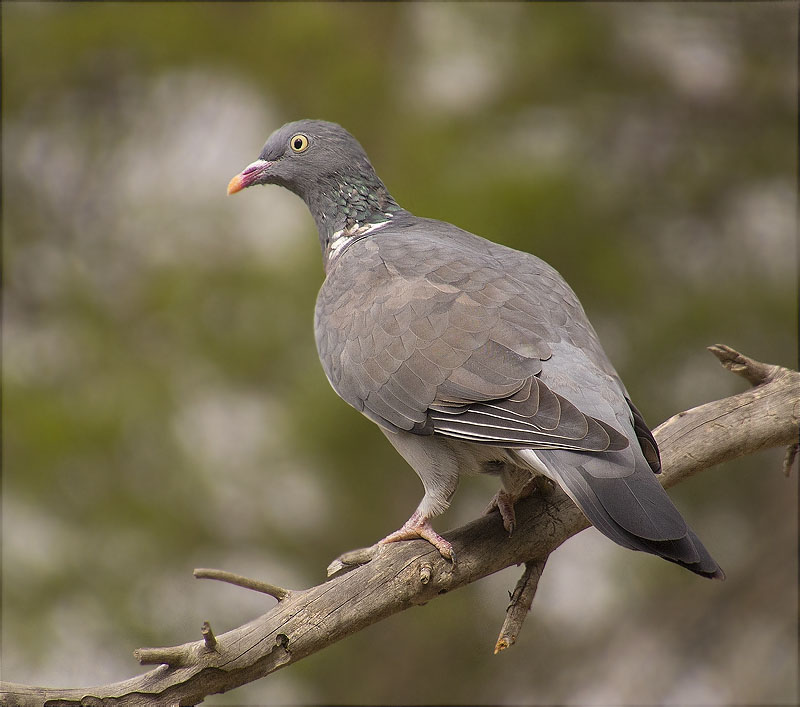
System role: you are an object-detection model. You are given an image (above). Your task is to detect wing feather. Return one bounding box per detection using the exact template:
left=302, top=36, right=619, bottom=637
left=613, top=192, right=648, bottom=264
left=316, top=228, right=633, bottom=453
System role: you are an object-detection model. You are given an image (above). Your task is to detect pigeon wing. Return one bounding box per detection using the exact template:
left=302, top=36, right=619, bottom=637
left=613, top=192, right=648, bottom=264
left=315, top=225, right=628, bottom=453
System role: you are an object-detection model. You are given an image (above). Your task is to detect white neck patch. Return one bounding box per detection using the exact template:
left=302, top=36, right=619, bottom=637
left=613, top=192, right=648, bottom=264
left=329, top=217, right=392, bottom=254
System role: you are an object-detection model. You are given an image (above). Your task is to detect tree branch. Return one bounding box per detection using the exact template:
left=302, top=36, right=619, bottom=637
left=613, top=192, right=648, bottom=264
left=3, top=346, right=797, bottom=707
left=192, top=568, right=292, bottom=601
left=494, top=558, right=547, bottom=654
left=655, top=344, right=799, bottom=489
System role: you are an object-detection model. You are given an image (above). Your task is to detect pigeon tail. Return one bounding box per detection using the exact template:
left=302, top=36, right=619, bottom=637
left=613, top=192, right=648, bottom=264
left=524, top=448, right=724, bottom=579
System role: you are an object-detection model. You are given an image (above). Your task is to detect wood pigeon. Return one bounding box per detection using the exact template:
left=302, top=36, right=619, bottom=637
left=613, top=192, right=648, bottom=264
left=228, top=119, right=723, bottom=579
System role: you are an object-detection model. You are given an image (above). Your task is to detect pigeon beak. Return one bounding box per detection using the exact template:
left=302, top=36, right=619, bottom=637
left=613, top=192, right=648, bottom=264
left=227, top=159, right=273, bottom=194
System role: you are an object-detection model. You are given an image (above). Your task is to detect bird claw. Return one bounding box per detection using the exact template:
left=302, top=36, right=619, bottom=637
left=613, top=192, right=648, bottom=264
left=379, top=513, right=455, bottom=562
left=485, top=490, right=517, bottom=536
left=485, top=476, right=555, bottom=535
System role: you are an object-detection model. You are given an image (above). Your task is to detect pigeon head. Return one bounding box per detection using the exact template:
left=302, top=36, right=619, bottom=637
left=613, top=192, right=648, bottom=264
left=228, top=120, right=372, bottom=196
left=228, top=120, right=404, bottom=264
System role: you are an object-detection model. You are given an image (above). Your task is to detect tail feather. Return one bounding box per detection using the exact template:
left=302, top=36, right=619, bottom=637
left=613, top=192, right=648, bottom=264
left=530, top=448, right=724, bottom=580
left=585, top=467, right=688, bottom=541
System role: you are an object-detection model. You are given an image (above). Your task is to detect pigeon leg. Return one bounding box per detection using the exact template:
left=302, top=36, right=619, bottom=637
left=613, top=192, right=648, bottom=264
left=484, top=490, right=517, bottom=535
left=485, top=473, right=555, bottom=535
left=379, top=511, right=454, bottom=561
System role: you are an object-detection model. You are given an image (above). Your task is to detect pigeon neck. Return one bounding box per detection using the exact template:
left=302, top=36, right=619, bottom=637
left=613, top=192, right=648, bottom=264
left=305, top=173, right=405, bottom=270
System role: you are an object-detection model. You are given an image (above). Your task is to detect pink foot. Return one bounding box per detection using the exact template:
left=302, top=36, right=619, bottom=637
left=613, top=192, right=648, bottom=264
left=485, top=477, right=552, bottom=536
left=379, top=511, right=455, bottom=561
left=485, top=490, right=516, bottom=535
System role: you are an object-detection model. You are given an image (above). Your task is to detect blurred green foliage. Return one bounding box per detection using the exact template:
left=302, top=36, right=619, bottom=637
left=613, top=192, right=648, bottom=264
left=3, top=2, right=796, bottom=704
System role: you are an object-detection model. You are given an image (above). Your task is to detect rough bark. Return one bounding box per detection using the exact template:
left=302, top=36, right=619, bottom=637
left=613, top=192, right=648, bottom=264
left=3, top=346, right=798, bottom=707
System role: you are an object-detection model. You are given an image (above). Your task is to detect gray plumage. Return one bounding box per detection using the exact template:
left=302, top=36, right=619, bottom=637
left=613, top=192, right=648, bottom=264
left=228, top=119, right=723, bottom=579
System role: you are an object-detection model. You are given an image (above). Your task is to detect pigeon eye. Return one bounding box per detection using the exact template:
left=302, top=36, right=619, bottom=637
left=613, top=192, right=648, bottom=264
left=290, top=134, right=309, bottom=153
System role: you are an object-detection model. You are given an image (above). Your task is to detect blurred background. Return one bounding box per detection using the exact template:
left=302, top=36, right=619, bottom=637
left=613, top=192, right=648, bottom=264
left=2, top=3, right=796, bottom=704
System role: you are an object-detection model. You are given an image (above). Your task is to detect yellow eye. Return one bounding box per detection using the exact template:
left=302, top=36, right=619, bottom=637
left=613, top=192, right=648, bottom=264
left=290, top=134, right=309, bottom=153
